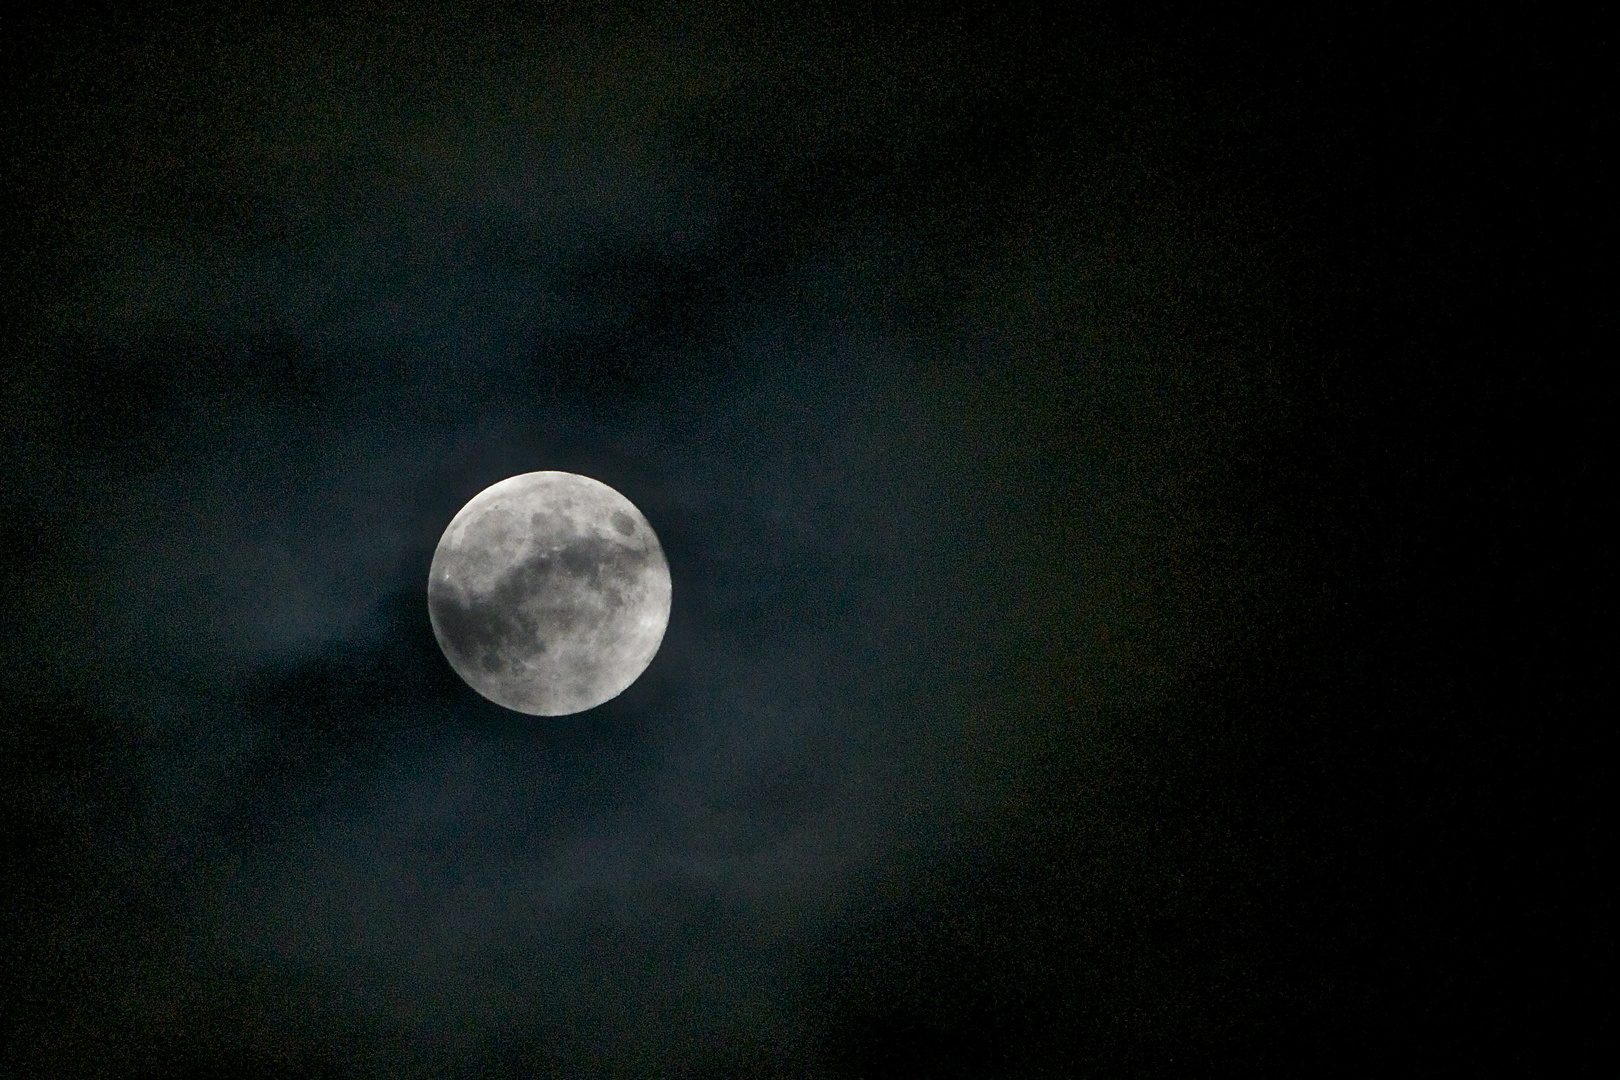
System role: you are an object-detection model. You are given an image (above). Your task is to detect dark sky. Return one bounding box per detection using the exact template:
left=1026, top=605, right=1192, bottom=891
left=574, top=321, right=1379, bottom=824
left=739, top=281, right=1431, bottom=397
left=1, top=4, right=1597, bottom=1078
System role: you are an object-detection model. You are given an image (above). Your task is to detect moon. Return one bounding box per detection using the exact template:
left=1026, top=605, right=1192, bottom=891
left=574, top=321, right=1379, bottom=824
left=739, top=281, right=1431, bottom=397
left=427, top=471, right=672, bottom=715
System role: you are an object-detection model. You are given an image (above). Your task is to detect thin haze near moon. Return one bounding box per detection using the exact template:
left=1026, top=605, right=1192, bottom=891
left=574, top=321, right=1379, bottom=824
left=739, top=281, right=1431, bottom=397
left=427, top=472, right=673, bottom=715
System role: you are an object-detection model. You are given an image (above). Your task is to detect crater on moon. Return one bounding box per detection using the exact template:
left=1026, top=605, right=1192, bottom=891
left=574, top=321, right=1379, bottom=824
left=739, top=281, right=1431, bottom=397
left=427, top=472, right=672, bottom=715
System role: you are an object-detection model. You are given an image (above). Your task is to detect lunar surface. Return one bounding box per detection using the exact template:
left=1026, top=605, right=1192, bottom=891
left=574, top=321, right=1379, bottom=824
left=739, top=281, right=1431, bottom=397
left=427, top=472, right=672, bottom=715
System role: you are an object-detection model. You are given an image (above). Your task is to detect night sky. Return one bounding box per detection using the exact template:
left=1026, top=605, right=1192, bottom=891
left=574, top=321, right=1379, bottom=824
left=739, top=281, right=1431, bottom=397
left=2, top=4, right=1597, bottom=1078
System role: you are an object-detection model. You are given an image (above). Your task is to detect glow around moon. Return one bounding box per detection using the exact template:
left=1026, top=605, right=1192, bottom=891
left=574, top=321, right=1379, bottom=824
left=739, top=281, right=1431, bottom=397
left=427, top=472, right=672, bottom=715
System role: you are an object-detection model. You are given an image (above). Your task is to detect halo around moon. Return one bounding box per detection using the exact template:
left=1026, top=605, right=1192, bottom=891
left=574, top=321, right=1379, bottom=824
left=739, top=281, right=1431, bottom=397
left=427, top=471, right=672, bottom=715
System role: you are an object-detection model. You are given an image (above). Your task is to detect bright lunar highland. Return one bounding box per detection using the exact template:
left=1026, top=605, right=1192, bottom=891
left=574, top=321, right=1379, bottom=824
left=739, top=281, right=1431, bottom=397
left=428, top=472, right=672, bottom=715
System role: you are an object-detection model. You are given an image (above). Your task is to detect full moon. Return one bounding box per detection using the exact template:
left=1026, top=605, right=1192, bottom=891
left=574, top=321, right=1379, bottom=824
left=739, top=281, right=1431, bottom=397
left=427, top=472, right=672, bottom=715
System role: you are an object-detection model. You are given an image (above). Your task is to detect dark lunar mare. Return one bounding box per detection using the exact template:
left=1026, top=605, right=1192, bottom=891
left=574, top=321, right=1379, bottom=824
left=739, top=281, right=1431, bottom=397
left=429, top=535, right=653, bottom=677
